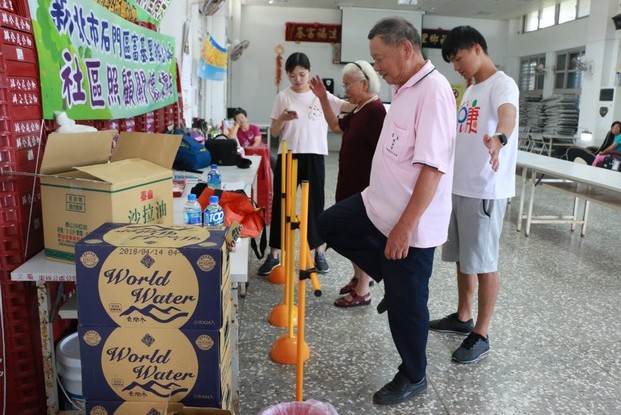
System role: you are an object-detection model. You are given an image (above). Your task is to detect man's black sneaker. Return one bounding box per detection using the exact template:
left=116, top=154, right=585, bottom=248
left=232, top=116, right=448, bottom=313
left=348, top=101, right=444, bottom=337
left=314, top=252, right=329, bottom=273
left=429, top=313, right=474, bottom=335
left=372, top=372, right=427, bottom=405
left=258, top=254, right=280, bottom=276
left=452, top=332, right=490, bottom=364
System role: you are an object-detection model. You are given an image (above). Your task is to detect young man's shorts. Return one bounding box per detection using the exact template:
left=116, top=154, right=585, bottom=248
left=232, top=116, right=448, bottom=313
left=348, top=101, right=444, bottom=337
left=441, top=194, right=507, bottom=274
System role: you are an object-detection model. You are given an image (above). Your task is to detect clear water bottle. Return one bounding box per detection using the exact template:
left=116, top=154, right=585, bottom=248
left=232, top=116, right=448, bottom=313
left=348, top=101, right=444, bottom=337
left=183, top=193, right=202, bottom=225
left=206, top=164, right=221, bottom=188
left=203, top=195, right=225, bottom=227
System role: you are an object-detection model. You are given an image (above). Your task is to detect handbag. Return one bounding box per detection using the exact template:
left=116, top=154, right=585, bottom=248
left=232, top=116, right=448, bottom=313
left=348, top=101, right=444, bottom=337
left=193, top=184, right=267, bottom=259
left=205, top=134, right=240, bottom=166
left=172, top=130, right=212, bottom=171
left=602, top=155, right=621, bottom=171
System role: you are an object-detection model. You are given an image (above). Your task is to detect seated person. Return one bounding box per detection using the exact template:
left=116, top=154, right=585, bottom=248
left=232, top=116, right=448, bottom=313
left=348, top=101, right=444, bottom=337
left=565, top=121, right=620, bottom=164
left=227, top=107, right=263, bottom=148
left=592, top=130, right=621, bottom=167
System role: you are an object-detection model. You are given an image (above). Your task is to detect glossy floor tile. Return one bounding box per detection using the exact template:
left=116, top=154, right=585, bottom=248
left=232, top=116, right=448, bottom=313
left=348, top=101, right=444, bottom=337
left=237, top=153, right=621, bottom=415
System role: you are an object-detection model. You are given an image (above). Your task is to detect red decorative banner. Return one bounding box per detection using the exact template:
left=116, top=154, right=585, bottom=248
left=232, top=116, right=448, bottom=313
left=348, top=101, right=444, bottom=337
left=285, top=22, right=341, bottom=43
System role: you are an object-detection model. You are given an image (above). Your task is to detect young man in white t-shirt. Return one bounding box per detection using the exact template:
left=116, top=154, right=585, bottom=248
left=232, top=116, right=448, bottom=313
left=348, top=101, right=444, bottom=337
left=430, top=26, right=519, bottom=364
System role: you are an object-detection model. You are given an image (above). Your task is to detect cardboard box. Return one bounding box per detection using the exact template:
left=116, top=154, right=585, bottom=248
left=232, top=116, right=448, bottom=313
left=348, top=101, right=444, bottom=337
left=75, top=223, right=231, bottom=330
left=79, top=324, right=231, bottom=407
left=35, top=130, right=181, bottom=263
left=85, top=401, right=233, bottom=415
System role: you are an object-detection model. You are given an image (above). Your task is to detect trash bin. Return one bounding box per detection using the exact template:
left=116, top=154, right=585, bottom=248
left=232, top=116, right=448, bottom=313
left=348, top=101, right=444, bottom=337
left=256, top=400, right=338, bottom=415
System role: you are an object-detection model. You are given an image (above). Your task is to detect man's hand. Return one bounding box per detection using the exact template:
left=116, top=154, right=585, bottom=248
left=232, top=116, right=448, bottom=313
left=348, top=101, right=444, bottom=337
left=384, top=224, right=411, bottom=260
left=310, top=75, right=328, bottom=100
left=483, top=134, right=502, bottom=172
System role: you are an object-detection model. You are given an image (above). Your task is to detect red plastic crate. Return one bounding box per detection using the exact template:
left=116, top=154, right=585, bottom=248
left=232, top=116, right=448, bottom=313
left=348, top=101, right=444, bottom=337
left=0, top=0, right=16, bottom=14
left=0, top=143, right=42, bottom=172
left=0, top=223, right=43, bottom=271
left=12, top=0, right=29, bottom=18
left=0, top=56, right=38, bottom=77
left=0, top=130, right=42, bottom=151
left=0, top=176, right=43, bottom=271
left=0, top=73, right=41, bottom=99
left=0, top=118, right=40, bottom=140
left=95, top=119, right=120, bottom=131
left=135, top=111, right=155, bottom=133
left=0, top=279, right=46, bottom=414
left=0, top=10, right=32, bottom=33
left=119, top=117, right=136, bottom=132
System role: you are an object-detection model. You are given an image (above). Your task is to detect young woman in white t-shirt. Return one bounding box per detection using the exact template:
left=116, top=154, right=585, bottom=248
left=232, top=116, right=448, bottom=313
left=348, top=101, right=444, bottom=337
left=258, top=52, right=350, bottom=276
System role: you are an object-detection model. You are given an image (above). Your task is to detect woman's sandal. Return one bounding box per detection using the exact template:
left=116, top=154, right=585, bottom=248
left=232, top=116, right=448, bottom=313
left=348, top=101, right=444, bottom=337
left=339, top=276, right=375, bottom=295
left=334, top=290, right=371, bottom=308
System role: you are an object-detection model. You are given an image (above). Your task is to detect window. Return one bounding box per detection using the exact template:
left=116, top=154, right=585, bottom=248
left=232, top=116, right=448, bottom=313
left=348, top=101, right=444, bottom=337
left=559, top=0, right=577, bottom=24
left=577, top=0, right=590, bottom=18
left=554, top=49, right=585, bottom=93
left=519, top=55, right=546, bottom=92
left=539, top=5, right=556, bottom=28
left=525, top=11, right=539, bottom=32
left=522, top=0, right=590, bottom=33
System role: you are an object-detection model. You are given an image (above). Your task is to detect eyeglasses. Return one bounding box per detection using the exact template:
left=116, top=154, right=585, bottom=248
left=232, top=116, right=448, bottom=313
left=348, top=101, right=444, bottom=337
left=342, top=79, right=363, bottom=91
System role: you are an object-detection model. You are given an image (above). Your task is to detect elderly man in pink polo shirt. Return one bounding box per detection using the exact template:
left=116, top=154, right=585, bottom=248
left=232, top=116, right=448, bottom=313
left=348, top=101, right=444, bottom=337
left=318, top=17, right=456, bottom=406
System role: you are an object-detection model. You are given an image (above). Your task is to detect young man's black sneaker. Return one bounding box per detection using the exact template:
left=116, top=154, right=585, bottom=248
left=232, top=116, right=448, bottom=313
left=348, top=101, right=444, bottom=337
left=452, top=332, right=490, bottom=364
left=314, top=251, right=329, bottom=273
left=429, top=313, right=474, bottom=335
left=258, top=254, right=280, bottom=276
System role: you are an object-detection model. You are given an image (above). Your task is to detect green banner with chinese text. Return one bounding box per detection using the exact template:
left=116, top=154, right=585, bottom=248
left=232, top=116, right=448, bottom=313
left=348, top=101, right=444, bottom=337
left=28, top=0, right=177, bottom=120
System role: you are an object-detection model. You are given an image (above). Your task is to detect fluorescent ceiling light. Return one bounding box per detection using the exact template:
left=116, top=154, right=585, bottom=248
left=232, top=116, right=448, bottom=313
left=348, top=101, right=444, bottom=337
left=398, top=0, right=418, bottom=4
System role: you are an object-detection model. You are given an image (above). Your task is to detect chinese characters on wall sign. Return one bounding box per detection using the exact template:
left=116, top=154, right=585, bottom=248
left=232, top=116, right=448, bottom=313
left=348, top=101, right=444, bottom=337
left=285, top=22, right=341, bottom=43
left=421, top=28, right=449, bottom=49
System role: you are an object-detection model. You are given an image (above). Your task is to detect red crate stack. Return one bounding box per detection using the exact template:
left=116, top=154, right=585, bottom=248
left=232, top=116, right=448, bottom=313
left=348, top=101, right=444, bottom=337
left=154, top=107, right=166, bottom=132
left=119, top=116, right=136, bottom=132
left=0, top=277, right=46, bottom=414
left=135, top=111, right=155, bottom=132
left=0, top=175, right=43, bottom=271
left=0, top=9, right=46, bottom=411
left=163, top=102, right=181, bottom=129
left=0, top=8, right=43, bottom=271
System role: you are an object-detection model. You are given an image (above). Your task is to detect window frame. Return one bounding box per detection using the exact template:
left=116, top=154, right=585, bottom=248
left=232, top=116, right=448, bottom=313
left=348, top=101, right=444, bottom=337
left=522, top=0, right=589, bottom=33
left=519, top=55, right=546, bottom=93
left=553, top=48, right=585, bottom=95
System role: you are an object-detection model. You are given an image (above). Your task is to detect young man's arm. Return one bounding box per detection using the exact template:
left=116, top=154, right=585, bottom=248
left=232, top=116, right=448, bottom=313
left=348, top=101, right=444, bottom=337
left=483, top=103, right=517, bottom=172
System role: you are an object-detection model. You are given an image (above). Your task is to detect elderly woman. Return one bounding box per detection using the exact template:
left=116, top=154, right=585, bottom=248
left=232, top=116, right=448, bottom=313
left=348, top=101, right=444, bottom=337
left=310, top=61, right=386, bottom=307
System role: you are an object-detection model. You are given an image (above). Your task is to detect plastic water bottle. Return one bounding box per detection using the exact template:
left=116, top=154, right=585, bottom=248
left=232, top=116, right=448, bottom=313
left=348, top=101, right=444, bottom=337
left=183, top=194, right=202, bottom=225
left=203, top=195, right=225, bottom=227
left=207, top=164, right=221, bottom=188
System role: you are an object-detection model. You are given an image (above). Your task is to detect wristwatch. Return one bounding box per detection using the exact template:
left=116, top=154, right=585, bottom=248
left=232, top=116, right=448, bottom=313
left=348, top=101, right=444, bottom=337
left=494, top=132, right=508, bottom=146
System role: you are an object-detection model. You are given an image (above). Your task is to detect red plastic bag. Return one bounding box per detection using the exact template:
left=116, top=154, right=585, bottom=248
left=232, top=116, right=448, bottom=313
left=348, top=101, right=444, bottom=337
left=195, top=186, right=267, bottom=259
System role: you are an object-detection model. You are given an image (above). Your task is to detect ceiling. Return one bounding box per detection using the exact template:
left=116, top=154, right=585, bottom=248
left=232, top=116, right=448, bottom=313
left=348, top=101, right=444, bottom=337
left=240, top=0, right=560, bottom=20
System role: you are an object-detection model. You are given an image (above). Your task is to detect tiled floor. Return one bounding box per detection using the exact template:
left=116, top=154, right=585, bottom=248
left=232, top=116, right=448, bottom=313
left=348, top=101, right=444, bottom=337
left=237, top=153, right=621, bottom=415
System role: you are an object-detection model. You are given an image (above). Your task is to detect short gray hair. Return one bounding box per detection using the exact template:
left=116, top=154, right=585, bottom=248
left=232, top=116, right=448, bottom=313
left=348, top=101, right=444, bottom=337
left=367, top=16, right=421, bottom=49
left=342, top=60, right=380, bottom=95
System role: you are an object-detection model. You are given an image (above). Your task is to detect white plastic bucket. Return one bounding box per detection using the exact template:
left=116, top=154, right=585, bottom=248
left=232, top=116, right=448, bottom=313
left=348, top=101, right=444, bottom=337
left=56, top=332, right=85, bottom=411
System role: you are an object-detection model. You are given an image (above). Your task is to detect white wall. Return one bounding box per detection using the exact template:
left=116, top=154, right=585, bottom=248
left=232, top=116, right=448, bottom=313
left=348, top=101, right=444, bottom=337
left=160, top=0, right=188, bottom=64
left=231, top=6, right=345, bottom=125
